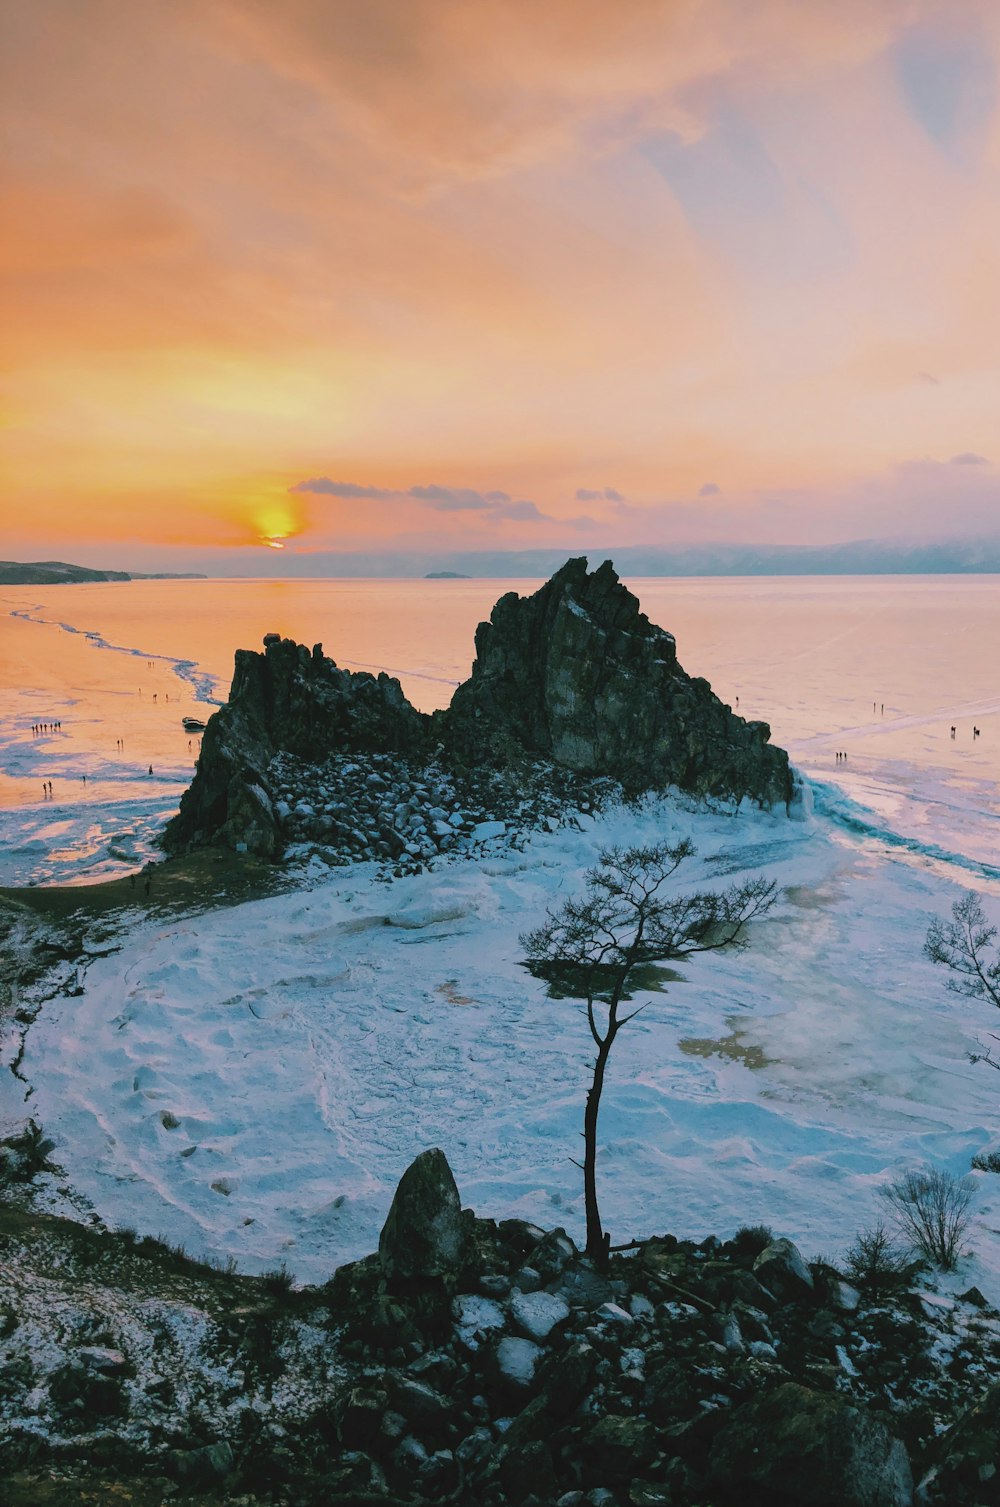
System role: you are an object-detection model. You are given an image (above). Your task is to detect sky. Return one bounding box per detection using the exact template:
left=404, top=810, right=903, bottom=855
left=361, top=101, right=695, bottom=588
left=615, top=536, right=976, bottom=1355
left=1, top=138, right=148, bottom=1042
left=2, top=0, right=1000, bottom=572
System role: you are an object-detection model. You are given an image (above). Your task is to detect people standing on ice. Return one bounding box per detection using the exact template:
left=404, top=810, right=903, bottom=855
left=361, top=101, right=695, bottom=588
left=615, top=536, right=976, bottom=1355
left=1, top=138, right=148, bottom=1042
left=951, top=726, right=956, bottom=738
left=148, top=765, right=153, bottom=776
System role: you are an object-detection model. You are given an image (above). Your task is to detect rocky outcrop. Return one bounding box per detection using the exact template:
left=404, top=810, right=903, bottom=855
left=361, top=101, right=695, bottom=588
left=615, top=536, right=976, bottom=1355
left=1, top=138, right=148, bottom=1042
left=162, top=559, right=794, bottom=859
left=446, top=557, right=793, bottom=805
left=162, top=637, right=428, bottom=857
left=5, top=1149, right=1000, bottom=1505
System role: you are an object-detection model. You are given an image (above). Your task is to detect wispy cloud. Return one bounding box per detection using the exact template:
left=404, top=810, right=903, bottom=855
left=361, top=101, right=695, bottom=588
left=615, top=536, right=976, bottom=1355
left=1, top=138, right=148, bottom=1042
left=292, top=477, right=554, bottom=522
left=576, top=486, right=625, bottom=502
left=699, top=482, right=721, bottom=496
left=950, top=452, right=990, bottom=466
left=291, top=478, right=394, bottom=498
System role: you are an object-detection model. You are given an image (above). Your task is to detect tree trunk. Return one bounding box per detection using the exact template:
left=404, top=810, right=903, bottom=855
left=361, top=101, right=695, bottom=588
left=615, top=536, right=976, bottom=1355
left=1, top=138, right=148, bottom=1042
left=583, top=1035, right=613, bottom=1264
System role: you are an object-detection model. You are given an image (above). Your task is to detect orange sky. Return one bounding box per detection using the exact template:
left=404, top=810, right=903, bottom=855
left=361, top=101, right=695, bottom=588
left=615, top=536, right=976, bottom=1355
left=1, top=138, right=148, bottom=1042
left=2, top=0, right=1000, bottom=569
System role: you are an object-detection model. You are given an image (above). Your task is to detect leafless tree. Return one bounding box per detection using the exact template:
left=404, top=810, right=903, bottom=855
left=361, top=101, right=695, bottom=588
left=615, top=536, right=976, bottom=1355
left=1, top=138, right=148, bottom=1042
left=881, top=1167, right=974, bottom=1270
left=520, top=840, right=776, bottom=1265
left=925, top=892, right=1000, bottom=1069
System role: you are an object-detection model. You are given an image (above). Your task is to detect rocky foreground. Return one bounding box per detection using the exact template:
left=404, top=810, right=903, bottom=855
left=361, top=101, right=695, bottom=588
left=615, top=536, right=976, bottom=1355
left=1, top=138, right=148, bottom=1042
left=3, top=1147, right=1000, bottom=1507
left=162, top=559, right=794, bottom=861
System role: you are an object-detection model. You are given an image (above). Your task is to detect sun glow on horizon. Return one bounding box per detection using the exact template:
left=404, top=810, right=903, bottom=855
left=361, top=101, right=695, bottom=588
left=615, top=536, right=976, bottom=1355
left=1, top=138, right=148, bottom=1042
left=4, top=0, right=1000, bottom=563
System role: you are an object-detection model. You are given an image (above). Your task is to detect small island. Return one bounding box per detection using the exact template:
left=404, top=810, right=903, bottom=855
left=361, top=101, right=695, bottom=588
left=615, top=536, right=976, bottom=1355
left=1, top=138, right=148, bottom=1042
left=424, top=570, right=470, bottom=579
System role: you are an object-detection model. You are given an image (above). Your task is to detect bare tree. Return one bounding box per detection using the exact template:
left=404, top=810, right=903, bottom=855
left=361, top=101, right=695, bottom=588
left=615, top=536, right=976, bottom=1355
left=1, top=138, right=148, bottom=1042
left=520, top=841, right=776, bottom=1265
left=925, top=892, right=1000, bottom=1069
left=881, top=1167, right=974, bottom=1269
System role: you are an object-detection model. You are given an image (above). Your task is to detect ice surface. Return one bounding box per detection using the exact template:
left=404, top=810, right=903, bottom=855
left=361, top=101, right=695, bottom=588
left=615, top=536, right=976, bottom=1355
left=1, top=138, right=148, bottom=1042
left=12, top=793, right=1000, bottom=1302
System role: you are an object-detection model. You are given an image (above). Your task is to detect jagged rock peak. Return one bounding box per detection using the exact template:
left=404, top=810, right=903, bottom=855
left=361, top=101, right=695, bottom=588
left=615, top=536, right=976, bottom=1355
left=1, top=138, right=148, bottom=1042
left=161, top=560, right=795, bottom=859
left=446, top=557, right=793, bottom=807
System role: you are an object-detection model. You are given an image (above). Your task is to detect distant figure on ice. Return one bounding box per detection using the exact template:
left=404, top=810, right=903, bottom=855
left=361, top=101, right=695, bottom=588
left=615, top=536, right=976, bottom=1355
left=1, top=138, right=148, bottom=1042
left=951, top=726, right=956, bottom=738
left=148, top=765, right=153, bottom=775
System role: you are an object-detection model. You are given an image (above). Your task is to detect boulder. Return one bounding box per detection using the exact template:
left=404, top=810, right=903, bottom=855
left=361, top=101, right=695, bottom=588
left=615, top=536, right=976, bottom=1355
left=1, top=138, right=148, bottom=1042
left=918, top=1377, right=1000, bottom=1504
left=495, top=1335, right=544, bottom=1393
left=581, top=1414, right=658, bottom=1481
left=709, top=1382, right=913, bottom=1507
left=378, top=1148, right=465, bottom=1285
left=753, top=1237, right=815, bottom=1300
left=510, top=1290, right=570, bottom=1343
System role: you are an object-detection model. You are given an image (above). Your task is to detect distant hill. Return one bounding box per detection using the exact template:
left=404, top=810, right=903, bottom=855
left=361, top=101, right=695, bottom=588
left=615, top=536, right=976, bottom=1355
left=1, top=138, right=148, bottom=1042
left=0, top=560, right=205, bottom=585
left=211, top=535, right=1000, bottom=579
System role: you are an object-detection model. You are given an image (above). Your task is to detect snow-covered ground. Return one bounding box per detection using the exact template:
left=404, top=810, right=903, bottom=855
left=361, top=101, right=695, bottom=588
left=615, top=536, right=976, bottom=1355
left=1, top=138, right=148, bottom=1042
left=17, top=790, right=1000, bottom=1298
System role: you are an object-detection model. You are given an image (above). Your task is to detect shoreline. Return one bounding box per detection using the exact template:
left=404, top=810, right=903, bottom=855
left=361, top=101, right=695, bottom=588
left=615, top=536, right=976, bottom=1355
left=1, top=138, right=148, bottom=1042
left=0, top=846, right=284, bottom=927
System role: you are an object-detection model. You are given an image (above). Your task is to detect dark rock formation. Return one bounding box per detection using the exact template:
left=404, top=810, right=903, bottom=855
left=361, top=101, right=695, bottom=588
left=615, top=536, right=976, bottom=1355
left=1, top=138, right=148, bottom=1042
left=446, top=557, right=793, bottom=804
left=162, top=558, right=794, bottom=858
left=6, top=1149, right=1000, bottom=1506
left=378, top=1148, right=466, bottom=1286
left=163, top=637, right=428, bottom=857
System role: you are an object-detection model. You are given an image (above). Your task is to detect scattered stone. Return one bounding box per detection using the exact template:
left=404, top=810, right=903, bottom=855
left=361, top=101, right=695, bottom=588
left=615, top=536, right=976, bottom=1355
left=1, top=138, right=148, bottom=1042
left=510, top=1289, right=570, bottom=1343
left=496, top=1335, right=544, bottom=1392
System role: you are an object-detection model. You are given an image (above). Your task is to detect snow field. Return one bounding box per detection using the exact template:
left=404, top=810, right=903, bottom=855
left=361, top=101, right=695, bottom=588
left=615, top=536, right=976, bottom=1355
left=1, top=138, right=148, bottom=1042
left=20, top=793, right=1000, bottom=1298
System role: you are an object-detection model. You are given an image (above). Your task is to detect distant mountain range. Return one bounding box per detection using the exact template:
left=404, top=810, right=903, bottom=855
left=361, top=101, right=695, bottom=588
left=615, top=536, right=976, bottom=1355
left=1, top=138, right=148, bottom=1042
left=0, top=560, right=206, bottom=585
left=4, top=538, right=1000, bottom=584
left=243, top=535, right=1000, bottom=578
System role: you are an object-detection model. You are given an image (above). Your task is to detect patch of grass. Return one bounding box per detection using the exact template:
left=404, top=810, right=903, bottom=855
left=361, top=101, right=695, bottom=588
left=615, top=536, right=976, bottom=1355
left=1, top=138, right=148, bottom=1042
left=0, top=1120, right=58, bottom=1187
left=260, top=1263, right=295, bottom=1297
left=729, top=1223, right=774, bottom=1259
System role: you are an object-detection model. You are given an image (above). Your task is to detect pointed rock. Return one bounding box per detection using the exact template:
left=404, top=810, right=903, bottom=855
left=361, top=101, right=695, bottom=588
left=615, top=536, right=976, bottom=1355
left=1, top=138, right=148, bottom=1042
left=379, top=1148, right=465, bottom=1283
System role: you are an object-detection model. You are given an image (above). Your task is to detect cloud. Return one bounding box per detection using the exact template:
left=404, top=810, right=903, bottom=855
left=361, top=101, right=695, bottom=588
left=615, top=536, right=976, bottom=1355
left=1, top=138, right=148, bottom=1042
left=576, top=486, right=625, bottom=502
left=411, top=485, right=549, bottom=521
left=409, top=484, right=493, bottom=510
left=915, top=372, right=941, bottom=386
left=950, top=452, right=990, bottom=466
left=894, top=20, right=996, bottom=154
left=291, top=477, right=394, bottom=498
left=290, top=476, right=553, bottom=522
left=699, top=482, right=721, bottom=496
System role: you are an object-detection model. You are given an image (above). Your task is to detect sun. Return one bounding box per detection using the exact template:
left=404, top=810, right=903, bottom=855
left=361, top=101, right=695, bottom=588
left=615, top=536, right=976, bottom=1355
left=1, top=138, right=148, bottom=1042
left=253, top=494, right=304, bottom=550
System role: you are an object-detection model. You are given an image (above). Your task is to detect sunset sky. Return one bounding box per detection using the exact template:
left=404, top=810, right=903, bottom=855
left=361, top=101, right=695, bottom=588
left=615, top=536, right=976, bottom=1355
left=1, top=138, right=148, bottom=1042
left=2, top=0, right=1000, bottom=572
